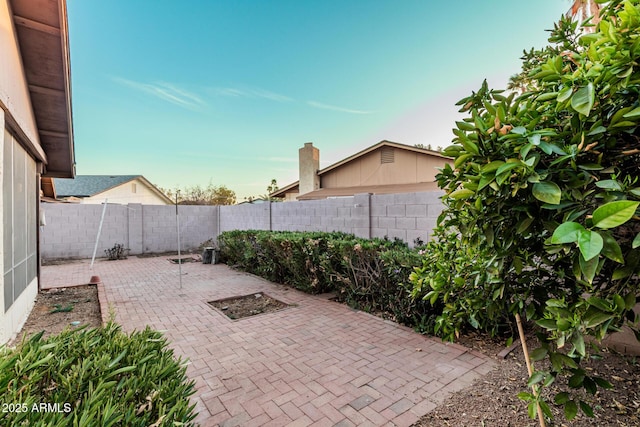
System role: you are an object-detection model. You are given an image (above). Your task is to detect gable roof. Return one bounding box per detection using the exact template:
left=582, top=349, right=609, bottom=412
left=270, top=140, right=449, bottom=198
left=55, top=175, right=140, bottom=197
left=319, top=140, right=449, bottom=176
left=53, top=175, right=173, bottom=204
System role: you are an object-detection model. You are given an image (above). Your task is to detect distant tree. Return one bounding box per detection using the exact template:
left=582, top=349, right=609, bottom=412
left=267, top=179, right=279, bottom=195
left=159, top=183, right=236, bottom=205
left=415, top=143, right=445, bottom=153
left=245, top=178, right=284, bottom=203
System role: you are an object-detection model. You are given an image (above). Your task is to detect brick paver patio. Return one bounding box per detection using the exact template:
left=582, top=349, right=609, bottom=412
left=41, top=256, right=495, bottom=427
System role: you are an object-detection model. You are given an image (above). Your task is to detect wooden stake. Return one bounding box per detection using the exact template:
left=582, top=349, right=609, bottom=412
left=515, top=312, right=547, bottom=427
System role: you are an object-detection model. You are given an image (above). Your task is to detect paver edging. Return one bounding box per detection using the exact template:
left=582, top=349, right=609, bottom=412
left=97, top=282, right=111, bottom=325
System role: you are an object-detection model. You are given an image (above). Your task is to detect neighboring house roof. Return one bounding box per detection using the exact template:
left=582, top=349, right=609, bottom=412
left=270, top=140, right=449, bottom=199
left=297, top=182, right=441, bottom=200
left=320, top=140, right=449, bottom=176
left=8, top=0, right=75, bottom=178
left=54, top=175, right=173, bottom=204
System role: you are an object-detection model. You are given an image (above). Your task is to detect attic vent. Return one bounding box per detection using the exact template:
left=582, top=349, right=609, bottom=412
left=381, top=147, right=395, bottom=164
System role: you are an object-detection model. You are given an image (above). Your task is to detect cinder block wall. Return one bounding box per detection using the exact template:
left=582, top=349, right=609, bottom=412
left=40, top=203, right=128, bottom=260
left=40, top=203, right=219, bottom=260
left=219, top=203, right=270, bottom=233
left=141, top=205, right=218, bottom=253
left=270, top=193, right=371, bottom=238
left=370, top=191, right=444, bottom=245
left=218, top=191, right=445, bottom=245
left=40, top=191, right=445, bottom=259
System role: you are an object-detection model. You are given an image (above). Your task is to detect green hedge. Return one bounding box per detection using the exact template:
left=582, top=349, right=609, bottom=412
left=218, top=230, right=438, bottom=328
left=0, top=322, right=197, bottom=427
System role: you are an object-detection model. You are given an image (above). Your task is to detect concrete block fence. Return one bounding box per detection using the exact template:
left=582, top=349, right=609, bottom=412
left=40, top=191, right=445, bottom=260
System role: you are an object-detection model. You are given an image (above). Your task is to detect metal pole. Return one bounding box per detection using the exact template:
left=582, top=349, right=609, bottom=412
left=176, top=192, right=183, bottom=289
left=90, top=199, right=108, bottom=269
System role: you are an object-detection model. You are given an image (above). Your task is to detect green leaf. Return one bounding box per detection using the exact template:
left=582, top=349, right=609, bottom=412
left=594, top=377, right=613, bottom=389
left=569, top=372, right=585, bottom=388
left=461, top=140, right=479, bottom=155
left=540, top=400, right=553, bottom=418
left=537, top=319, right=557, bottom=330
left=625, top=292, right=636, bottom=310
left=612, top=267, right=633, bottom=280
left=633, top=233, right=640, bottom=249
left=456, top=121, right=475, bottom=131
left=584, top=310, right=613, bottom=328
left=528, top=134, right=541, bottom=145
left=580, top=253, right=599, bottom=284
left=613, top=294, right=626, bottom=311
left=449, top=188, right=475, bottom=199
left=572, top=334, right=586, bottom=357
left=551, top=222, right=585, bottom=244
left=571, top=83, right=595, bottom=116
left=554, top=392, right=570, bottom=405
left=565, top=400, right=578, bottom=420
left=622, top=106, right=640, bottom=119
left=580, top=400, right=595, bottom=417
left=517, top=391, right=534, bottom=402
left=596, top=179, right=622, bottom=190
left=592, top=201, right=640, bottom=229
left=577, top=230, right=603, bottom=261
left=586, top=125, right=607, bottom=135
left=557, top=86, right=573, bottom=102
left=528, top=402, right=537, bottom=419
left=481, top=160, right=504, bottom=173
left=517, top=217, right=534, bottom=234
left=533, top=182, right=561, bottom=205
left=496, top=161, right=522, bottom=176
left=600, top=232, right=624, bottom=263
left=530, top=347, right=548, bottom=361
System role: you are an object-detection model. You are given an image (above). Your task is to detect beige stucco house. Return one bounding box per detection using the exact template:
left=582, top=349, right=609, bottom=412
left=52, top=175, right=173, bottom=205
left=1, top=0, right=74, bottom=343
left=271, top=140, right=453, bottom=201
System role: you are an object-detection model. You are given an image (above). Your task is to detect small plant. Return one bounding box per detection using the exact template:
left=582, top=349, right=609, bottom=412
left=105, top=243, right=128, bottom=260
left=49, top=304, right=73, bottom=314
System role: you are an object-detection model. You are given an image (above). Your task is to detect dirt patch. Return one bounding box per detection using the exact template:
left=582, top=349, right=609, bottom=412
left=412, top=332, right=640, bottom=427
left=11, top=285, right=102, bottom=345
left=208, top=292, right=289, bottom=320
left=168, top=257, right=199, bottom=264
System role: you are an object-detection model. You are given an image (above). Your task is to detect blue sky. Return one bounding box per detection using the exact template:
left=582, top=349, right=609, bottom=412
left=67, top=0, right=569, bottom=201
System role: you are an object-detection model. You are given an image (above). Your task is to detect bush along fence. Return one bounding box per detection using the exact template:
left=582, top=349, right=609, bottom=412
left=0, top=322, right=197, bottom=427
left=218, top=230, right=439, bottom=329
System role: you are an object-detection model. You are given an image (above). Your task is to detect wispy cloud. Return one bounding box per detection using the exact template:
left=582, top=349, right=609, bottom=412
left=113, top=77, right=206, bottom=110
left=210, top=86, right=293, bottom=103
left=306, top=101, right=373, bottom=114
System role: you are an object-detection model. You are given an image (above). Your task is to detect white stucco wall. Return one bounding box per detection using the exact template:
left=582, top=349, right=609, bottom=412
left=79, top=178, right=170, bottom=205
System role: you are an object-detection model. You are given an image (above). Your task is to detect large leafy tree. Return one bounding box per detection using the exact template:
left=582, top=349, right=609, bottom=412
left=411, top=0, right=640, bottom=422
left=161, top=183, right=237, bottom=205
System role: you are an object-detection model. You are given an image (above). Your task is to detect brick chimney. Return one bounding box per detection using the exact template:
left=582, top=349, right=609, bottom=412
left=298, top=142, right=320, bottom=196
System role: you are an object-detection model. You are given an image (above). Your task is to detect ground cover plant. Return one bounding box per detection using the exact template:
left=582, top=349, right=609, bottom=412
left=0, top=322, right=197, bottom=426
left=410, top=0, right=640, bottom=423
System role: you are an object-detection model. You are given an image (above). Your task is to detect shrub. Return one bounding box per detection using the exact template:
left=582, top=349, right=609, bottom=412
left=0, top=322, right=197, bottom=426
left=104, top=243, right=128, bottom=260
left=410, top=0, right=640, bottom=422
left=218, top=230, right=434, bottom=326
